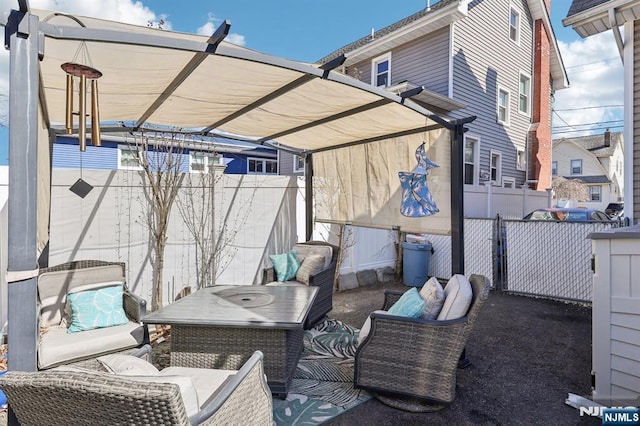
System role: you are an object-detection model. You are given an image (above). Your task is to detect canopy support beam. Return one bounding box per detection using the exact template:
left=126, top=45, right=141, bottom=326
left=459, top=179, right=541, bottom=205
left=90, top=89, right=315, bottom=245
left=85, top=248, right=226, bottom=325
left=6, top=9, right=41, bottom=373
left=135, top=20, right=231, bottom=128
left=305, top=154, right=314, bottom=241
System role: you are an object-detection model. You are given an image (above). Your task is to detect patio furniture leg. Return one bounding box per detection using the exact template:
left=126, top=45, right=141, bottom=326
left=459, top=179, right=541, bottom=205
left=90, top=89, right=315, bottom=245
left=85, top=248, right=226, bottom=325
left=458, top=348, right=471, bottom=369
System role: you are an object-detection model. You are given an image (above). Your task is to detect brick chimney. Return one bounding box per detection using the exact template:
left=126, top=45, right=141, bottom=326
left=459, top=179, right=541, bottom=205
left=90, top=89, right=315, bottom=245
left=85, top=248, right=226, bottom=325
left=604, top=128, right=611, bottom=147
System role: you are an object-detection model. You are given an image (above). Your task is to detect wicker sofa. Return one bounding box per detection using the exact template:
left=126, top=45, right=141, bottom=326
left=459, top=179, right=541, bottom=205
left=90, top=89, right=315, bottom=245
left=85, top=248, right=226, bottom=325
left=263, top=241, right=339, bottom=329
left=354, top=274, right=490, bottom=407
left=0, top=350, right=273, bottom=425
left=36, top=260, right=150, bottom=370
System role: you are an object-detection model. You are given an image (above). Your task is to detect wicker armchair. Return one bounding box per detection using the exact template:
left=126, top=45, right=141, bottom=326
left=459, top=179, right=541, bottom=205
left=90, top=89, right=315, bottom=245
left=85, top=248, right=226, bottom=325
left=37, top=260, right=150, bottom=369
left=354, top=274, right=490, bottom=407
left=263, top=241, right=339, bottom=328
left=0, top=351, right=273, bottom=426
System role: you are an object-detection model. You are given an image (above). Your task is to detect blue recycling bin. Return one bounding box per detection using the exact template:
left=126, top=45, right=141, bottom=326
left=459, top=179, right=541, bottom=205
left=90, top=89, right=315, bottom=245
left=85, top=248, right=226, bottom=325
left=402, top=241, right=433, bottom=286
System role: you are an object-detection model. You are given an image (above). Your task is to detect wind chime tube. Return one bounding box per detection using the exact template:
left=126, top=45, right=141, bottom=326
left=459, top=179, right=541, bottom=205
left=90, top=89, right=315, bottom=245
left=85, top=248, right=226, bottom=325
left=65, top=74, right=74, bottom=134
left=91, top=79, right=101, bottom=146
left=78, top=74, right=87, bottom=151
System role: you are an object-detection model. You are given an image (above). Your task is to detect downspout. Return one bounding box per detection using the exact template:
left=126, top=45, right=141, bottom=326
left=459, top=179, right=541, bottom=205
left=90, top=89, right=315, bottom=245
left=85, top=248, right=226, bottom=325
left=609, top=8, right=625, bottom=63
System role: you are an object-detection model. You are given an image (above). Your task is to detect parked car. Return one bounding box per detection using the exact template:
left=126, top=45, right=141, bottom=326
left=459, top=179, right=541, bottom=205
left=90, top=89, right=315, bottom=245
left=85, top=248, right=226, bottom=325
left=604, top=202, right=624, bottom=218
left=523, top=208, right=612, bottom=222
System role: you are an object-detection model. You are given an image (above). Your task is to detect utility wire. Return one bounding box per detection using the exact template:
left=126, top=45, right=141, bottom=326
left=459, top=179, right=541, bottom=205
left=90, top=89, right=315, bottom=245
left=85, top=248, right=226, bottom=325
left=554, top=104, right=623, bottom=112
left=565, top=57, right=620, bottom=69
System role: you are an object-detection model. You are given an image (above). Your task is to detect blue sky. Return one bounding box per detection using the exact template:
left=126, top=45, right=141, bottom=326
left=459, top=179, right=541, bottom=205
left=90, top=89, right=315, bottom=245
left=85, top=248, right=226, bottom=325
left=0, top=0, right=624, bottom=164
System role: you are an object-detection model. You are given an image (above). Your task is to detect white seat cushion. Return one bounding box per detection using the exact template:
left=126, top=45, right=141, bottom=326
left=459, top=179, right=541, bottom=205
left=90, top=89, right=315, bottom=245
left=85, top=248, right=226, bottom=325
left=436, top=274, right=473, bottom=321
left=123, top=374, right=200, bottom=417
left=38, top=321, right=144, bottom=369
left=161, top=366, right=236, bottom=409
left=357, top=310, right=386, bottom=346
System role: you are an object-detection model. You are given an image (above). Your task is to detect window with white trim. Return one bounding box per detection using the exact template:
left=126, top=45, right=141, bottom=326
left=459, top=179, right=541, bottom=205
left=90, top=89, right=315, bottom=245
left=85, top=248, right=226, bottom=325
left=190, top=152, right=222, bottom=173
left=118, top=146, right=142, bottom=170
left=509, top=7, right=520, bottom=44
left=490, top=151, right=502, bottom=184
left=518, top=72, right=531, bottom=115
left=570, top=159, right=582, bottom=175
left=293, top=155, right=305, bottom=173
left=371, top=53, right=391, bottom=88
left=464, top=135, right=480, bottom=185
left=516, top=148, right=526, bottom=171
left=497, top=87, right=510, bottom=125
left=552, top=161, right=558, bottom=176
left=248, top=157, right=278, bottom=174
left=589, top=185, right=601, bottom=202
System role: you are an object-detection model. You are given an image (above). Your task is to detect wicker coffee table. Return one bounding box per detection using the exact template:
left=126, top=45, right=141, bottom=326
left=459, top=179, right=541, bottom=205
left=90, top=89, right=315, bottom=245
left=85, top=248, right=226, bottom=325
left=142, top=285, right=318, bottom=398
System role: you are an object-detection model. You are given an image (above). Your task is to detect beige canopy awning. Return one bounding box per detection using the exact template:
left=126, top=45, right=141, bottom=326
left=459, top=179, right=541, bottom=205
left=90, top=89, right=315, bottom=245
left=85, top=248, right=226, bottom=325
left=28, top=9, right=453, bottom=154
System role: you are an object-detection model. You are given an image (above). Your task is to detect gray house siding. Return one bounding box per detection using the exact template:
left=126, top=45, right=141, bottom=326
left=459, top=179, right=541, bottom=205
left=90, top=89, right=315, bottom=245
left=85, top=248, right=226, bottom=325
left=450, top=0, right=534, bottom=187
left=278, top=150, right=303, bottom=175
left=346, top=26, right=451, bottom=96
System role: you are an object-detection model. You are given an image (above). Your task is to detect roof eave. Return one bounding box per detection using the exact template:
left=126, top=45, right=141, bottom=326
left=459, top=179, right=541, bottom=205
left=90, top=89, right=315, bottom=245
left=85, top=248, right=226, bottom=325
left=562, top=0, right=640, bottom=38
left=342, top=1, right=469, bottom=68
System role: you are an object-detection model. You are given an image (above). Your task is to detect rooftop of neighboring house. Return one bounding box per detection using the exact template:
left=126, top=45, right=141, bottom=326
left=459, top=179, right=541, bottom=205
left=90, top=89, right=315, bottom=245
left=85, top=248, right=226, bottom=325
left=566, top=0, right=610, bottom=17
left=553, top=129, right=622, bottom=158
left=316, top=0, right=454, bottom=64
left=564, top=0, right=640, bottom=38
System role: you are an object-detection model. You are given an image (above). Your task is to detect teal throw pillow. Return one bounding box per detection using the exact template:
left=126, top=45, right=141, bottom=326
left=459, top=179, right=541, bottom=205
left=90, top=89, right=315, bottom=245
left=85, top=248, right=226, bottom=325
left=67, top=285, right=129, bottom=333
left=269, top=250, right=300, bottom=282
left=388, top=287, right=427, bottom=318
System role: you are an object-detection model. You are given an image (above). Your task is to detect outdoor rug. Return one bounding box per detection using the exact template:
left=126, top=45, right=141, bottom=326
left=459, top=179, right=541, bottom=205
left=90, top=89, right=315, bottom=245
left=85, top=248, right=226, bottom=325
left=272, top=318, right=372, bottom=425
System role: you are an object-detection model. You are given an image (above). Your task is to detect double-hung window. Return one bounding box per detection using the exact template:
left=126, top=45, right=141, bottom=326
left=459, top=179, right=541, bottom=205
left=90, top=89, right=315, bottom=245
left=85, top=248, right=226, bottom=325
left=551, top=161, right=558, bottom=176
left=509, top=7, right=520, bottom=44
left=490, top=151, right=502, bottom=184
left=372, top=53, right=391, bottom=88
left=589, top=185, right=601, bottom=202
left=518, top=73, right=531, bottom=115
left=464, top=135, right=480, bottom=185
left=497, top=87, right=510, bottom=125
left=570, top=159, right=582, bottom=175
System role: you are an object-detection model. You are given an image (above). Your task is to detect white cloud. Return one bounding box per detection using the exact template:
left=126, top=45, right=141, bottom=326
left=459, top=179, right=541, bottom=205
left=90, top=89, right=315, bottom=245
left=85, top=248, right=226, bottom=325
left=553, top=31, right=624, bottom=138
left=196, top=13, right=246, bottom=46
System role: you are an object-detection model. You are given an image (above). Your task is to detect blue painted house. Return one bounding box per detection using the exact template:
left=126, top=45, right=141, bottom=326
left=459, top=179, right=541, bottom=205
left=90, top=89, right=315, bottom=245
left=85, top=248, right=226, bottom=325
left=54, top=133, right=278, bottom=175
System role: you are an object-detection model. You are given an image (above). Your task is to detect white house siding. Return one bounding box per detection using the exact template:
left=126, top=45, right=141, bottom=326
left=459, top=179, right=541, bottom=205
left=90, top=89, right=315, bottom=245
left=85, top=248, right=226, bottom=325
left=553, top=140, right=614, bottom=210
left=634, top=20, right=640, bottom=220
left=451, top=0, right=534, bottom=188
left=347, top=26, right=451, bottom=94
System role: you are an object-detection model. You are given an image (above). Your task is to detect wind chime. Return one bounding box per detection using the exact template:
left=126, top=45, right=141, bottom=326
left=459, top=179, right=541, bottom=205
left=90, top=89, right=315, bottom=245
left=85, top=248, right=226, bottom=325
left=61, top=40, right=102, bottom=151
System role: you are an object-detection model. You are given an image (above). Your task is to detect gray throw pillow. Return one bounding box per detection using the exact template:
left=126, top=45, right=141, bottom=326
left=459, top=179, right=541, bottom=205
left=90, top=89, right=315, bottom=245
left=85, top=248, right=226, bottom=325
left=295, top=254, right=325, bottom=285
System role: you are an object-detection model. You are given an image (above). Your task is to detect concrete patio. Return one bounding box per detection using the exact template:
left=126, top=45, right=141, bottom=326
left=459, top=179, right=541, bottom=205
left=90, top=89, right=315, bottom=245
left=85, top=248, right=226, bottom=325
left=323, top=279, right=600, bottom=425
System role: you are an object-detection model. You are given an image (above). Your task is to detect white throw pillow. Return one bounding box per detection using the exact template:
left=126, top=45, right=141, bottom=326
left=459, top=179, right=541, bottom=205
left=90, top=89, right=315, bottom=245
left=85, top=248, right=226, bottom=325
left=419, top=277, right=445, bottom=320
left=357, top=310, right=386, bottom=346
left=437, top=274, right=473, bottom=321
left=97, top=354, right=161, bottom=376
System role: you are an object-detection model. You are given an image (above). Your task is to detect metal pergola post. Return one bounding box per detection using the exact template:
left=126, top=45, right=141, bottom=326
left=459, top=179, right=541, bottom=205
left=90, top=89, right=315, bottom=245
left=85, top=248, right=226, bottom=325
left=6, top=9, right=41, bottom=372
left=450, top=119, right=474, bottom=276
left=305, top=154, right=313, bottom=241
